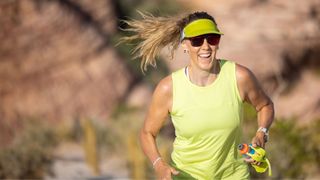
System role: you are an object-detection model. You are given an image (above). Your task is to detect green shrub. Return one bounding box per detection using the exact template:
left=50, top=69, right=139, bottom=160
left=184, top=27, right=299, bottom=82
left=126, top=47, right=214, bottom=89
left=0, top=120, right=58, bottom=179
left=242, top=103, right=320, bottom=179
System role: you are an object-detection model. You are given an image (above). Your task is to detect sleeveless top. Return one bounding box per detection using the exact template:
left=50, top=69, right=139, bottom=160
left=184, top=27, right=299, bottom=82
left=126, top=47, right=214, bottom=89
left=170, top=60, right=249, bottom=180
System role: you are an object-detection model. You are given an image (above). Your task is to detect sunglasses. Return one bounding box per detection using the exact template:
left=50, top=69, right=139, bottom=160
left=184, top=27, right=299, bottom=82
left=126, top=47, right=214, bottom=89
left=187, top=34, right=221, bottom=47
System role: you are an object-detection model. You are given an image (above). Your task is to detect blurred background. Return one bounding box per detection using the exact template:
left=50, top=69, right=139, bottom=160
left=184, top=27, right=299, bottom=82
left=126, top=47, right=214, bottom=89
left=0, top=0, right=320, bottom=179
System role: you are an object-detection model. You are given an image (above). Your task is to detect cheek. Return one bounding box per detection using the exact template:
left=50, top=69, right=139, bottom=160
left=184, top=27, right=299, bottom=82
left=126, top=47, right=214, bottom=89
left=189, top=48, right=198, bottom=54
left=189, top=49, right=200, bottom=58
left=185, top=41, right=201, bottom=57
left=187, top=46, right=200, bottom=54
left=210, top=45, right=219, bottom=51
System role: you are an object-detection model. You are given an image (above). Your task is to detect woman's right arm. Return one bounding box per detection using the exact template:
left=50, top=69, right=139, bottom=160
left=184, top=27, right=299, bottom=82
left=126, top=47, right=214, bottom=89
left=139, top=75, right=179, bottom=179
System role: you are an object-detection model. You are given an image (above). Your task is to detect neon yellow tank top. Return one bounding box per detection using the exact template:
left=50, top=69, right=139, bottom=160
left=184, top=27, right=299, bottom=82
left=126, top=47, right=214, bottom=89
left=170, top=60, right=249, bottom=180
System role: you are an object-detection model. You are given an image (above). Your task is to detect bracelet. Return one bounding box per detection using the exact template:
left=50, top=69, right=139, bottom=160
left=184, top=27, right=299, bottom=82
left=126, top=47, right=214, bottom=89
left=257, top=127, right=269, bottom=142
left=152, top=157, right=162, bottom=168
left=257, top=127, right=268, bottom=134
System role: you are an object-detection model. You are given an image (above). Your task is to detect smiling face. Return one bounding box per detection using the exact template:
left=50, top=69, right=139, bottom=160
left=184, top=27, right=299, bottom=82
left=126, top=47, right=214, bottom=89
left=182, top=34, right=220, bottom=71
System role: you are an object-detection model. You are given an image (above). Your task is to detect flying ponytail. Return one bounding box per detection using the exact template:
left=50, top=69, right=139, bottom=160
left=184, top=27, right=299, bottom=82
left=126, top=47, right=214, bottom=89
left=119, top=12, right=184, bottom=72
left=119, top=11, right=218, bottom=73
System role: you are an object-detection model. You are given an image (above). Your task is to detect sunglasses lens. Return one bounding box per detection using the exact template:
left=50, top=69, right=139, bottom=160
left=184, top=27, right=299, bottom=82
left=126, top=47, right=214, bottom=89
left=190, top=37, right=204, bottom=47
left=189, top=34, right=221, bottom=47
left=207, top=34, right=221, bottom=45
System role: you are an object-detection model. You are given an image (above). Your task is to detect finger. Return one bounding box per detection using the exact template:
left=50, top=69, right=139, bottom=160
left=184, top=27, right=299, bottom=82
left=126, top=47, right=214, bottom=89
left=253, top=160, right=257, bottom=164
left=251, top=138, right=258, bottom=147
left=254, top=161, right=261, bottom=166
left=248, top=160, right=260, bottom=165
left=251, top=142, right=257, bottom=147
left=257, top=139, right=263, bottom=147
left=171, top=167, right=179, bottom=175
left=255, top=140, right=263, bottom=147
left=243, top=158, right=254, bottom=163
left=258, top=137, right=265, bottom=148
left=256, top=141, right=261, bottom=147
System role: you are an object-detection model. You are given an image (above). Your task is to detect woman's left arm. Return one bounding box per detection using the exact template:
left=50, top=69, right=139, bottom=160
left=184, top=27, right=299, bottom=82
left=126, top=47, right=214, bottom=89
left=236, top=64, right=274, bottom=148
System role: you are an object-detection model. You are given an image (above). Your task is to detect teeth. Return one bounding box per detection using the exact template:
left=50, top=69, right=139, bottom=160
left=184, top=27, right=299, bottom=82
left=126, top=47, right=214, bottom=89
left=199, top=54, right=211, bottom=58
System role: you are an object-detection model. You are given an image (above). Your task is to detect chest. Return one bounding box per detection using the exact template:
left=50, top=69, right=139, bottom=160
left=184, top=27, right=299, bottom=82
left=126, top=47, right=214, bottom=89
left=171, top=80, right=243, bottom=137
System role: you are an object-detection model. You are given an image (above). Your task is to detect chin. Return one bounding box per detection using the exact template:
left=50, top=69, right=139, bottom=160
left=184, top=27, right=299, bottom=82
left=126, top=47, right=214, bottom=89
left=197, top=58, right=214, bottom=70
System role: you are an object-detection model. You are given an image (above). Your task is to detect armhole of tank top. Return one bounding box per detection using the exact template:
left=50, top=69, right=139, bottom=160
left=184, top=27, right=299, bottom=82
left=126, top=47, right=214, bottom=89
left=232, top=62, right=244, bottom=103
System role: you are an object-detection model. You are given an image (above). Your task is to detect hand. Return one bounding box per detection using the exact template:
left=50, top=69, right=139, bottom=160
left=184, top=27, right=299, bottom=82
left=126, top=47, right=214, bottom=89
left=154, top=160, right=179, bottom=180
left=251, top=131, right=266, bottom=149
left=245, top=132, right=267, bottom=166
left=243, top=156, right=262, bottom=166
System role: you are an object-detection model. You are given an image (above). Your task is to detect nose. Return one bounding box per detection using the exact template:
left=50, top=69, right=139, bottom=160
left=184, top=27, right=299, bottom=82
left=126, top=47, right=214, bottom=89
left=201, top=39, right=210, bottom=49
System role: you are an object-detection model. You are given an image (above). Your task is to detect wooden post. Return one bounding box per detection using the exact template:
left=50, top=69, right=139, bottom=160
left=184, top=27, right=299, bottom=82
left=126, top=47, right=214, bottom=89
left=126, top=131, right=146, bottom=180
left=82, top=119, right=100, bottom=175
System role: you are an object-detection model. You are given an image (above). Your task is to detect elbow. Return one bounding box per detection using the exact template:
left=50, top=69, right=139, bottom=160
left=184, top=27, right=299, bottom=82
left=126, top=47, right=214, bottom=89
left=265, top=100, right=275, bottom=123
left=267, top=99, right=274, bottom=109
left=257, top=99, right=275, bottom=116
left=268, top=100, right=275, bottom=113
left=139, top=127, right=155, bottom=142
left=139, top=128, right=147, bottom=142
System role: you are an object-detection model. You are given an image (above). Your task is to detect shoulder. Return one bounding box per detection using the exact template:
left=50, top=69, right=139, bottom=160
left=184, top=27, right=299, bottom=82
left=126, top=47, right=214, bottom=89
left=153, top=75, right=173, bottom=98
left=150, top=75, right=173, bottom=111
left=235, top=63, right=256, bottom=84
left=235, top=63, right=261, bottom=100
left=154, top=67, right=185, bottom=96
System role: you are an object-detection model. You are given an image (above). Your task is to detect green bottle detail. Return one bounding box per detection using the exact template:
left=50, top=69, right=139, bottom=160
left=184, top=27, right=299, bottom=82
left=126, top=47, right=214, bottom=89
left=238, top=143, right=272, bottom=176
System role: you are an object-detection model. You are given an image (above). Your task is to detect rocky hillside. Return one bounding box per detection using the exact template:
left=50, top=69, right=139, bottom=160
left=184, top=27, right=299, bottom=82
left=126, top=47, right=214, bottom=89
left=0, top=1, right=131, bottom=124
left=0, top=0, right=133, bottom=144
left=0, top=0, right=319, bottom=144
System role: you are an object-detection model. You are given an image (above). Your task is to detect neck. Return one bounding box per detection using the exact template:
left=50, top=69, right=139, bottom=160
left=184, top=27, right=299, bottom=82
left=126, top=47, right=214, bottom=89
left=187, top=59, right=220, bottom=86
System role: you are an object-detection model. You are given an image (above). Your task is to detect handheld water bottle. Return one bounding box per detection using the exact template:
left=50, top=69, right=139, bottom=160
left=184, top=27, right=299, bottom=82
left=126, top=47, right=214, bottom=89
left=238, top=143, right=272, bottom=176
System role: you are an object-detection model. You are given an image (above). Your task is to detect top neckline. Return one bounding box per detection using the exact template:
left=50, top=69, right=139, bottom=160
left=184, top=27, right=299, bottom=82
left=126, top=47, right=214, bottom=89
left=183, top=59, right=223, bottom=90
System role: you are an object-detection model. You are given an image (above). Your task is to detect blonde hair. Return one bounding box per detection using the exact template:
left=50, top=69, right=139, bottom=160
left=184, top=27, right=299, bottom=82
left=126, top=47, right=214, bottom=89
left=119, top=11, right=217, bottom=72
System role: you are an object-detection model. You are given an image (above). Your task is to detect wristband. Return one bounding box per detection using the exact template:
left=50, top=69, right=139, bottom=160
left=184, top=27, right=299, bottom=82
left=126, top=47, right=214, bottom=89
left=257, top=127, right=268, bottom=134
left=257, top=127, right=269, bottom=142
left=152, top=157, right=162, bottom=168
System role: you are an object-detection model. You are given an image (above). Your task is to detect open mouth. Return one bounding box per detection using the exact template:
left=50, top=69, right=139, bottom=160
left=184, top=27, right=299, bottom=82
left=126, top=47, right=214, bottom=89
left=198, top=53, right=212, bottom=59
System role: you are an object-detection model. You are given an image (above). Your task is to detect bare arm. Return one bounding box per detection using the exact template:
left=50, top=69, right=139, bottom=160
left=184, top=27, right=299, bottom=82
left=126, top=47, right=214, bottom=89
left=139, top=75, right=178, bottom=179
left=236, top=64, right=274, bottom=148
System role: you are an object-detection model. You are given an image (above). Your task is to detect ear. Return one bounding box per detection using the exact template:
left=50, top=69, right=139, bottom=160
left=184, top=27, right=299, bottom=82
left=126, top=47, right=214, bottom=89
left=181, top=39, right=187, bottom=49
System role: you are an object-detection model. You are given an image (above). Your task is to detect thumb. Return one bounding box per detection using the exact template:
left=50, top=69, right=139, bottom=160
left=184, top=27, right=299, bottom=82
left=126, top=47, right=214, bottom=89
left=170, top=167, right=179, bottom=175
left=251, top=138, right=258, bottom=147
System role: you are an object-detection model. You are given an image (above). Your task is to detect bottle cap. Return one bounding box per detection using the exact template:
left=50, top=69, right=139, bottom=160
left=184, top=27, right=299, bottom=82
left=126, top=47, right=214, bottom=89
left=238, top=144, right=249, bottom=154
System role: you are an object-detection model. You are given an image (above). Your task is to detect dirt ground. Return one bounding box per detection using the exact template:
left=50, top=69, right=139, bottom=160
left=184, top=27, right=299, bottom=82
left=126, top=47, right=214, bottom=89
left=45, top=142, right=129, bottom=180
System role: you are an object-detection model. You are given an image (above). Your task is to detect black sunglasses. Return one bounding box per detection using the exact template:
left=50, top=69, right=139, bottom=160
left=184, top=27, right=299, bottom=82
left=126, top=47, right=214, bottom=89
left=188, top=34, right=221, bottom=47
